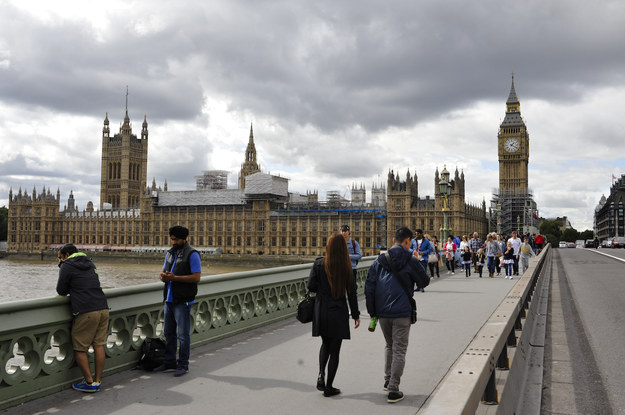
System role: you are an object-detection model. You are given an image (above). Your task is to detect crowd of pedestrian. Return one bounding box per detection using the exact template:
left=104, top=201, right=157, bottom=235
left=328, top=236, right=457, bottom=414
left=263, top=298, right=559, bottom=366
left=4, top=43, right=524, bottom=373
left=421, top=230, right=543, bottom=280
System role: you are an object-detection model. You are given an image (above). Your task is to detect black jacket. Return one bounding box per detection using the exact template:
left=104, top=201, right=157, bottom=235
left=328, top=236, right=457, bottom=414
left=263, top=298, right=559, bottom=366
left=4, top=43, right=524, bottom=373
left=56, top=253, right=108, bottom=315
left=163, top=242, right=199, bottom=304
left=307, top=258, right=360, bottom=339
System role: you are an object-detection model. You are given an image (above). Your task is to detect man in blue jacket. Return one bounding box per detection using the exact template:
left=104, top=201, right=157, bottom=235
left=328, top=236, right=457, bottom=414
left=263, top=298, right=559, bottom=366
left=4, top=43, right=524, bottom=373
left=365, top=227, right=430, bottom=403
left=409, top=229, right=432, bottom=292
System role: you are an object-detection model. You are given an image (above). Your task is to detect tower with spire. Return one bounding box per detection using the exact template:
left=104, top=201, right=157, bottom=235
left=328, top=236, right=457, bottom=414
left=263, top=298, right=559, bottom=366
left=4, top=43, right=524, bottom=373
left=99, top=91, right=148, bottom=210
left=492, top=74, right=539, bottom=234
left=238, top=123, right=261, bottom=189
left=498, top=74, right=529, bottom=193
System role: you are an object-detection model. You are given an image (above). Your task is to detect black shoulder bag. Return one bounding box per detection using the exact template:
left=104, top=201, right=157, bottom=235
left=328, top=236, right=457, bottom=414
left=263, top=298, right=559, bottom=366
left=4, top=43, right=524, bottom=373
left=296, top=292, right=315, bottom=323
left=384, top=253, right=417, bottom=324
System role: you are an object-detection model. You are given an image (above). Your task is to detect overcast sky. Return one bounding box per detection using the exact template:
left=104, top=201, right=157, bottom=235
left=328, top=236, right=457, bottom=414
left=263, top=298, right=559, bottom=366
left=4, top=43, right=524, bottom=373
left=1, top=0, right=624, bottom=232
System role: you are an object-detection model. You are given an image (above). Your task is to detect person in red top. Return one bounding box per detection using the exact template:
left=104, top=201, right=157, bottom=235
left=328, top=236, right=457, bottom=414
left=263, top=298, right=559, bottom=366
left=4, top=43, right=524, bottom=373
left=443, top=236, right=457, bottom=275
left=535, top=233, right=545, bottom=254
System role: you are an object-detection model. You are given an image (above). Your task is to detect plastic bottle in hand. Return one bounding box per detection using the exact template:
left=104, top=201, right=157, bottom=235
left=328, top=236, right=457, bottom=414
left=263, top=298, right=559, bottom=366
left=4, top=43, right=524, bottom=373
left=368, top=317, right=378, bottom=332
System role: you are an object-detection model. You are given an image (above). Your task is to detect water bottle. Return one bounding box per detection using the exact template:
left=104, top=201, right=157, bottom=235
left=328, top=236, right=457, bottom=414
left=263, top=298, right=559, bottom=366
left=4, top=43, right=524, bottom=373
left=368, top=316, right=378, bottom=332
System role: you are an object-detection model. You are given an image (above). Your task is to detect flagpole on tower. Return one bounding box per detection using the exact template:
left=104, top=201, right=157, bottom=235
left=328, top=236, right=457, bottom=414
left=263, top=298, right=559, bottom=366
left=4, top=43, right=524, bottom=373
left=126, top=85, right=128, bottom=111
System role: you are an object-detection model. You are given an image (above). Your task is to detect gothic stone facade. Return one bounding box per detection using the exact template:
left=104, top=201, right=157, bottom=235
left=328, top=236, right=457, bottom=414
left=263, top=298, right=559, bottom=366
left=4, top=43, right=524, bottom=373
left=386, top=168, right=488, bottom=244
left=8, top=111, right=488, bottom=255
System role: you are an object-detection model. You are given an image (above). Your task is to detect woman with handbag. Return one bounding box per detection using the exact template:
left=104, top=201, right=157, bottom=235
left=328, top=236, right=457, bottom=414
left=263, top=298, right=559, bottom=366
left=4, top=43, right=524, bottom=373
left=427, top=235, right=441, bottom=278
left=307, top=233, right=360, bottom=397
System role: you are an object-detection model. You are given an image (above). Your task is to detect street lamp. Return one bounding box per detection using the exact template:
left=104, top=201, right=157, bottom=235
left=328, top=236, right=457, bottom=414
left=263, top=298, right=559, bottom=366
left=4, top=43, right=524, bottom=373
left=439, top=165, right=452, bottom=243
left=497, top=201, right=501, bottom=235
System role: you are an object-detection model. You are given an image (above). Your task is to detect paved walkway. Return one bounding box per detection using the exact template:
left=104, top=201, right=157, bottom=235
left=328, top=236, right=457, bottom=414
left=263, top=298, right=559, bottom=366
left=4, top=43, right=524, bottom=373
left=8, top=273, right=521, bottom=415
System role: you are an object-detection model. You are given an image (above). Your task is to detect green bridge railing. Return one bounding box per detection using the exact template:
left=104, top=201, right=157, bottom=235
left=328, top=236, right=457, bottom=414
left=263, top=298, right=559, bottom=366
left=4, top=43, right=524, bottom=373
left=0, top=257, right=375, bottom=410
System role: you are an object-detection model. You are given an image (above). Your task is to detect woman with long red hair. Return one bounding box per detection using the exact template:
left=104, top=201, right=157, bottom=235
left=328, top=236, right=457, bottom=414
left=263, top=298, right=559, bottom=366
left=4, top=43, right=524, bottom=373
left=307, top=233, right=360, bottom=397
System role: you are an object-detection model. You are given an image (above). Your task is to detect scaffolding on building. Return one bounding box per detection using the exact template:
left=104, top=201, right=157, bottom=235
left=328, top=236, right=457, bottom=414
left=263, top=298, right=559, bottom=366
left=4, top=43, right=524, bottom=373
left=195, top=170, right=229, bottom=190
left=489, top=188, right=539, bottom=236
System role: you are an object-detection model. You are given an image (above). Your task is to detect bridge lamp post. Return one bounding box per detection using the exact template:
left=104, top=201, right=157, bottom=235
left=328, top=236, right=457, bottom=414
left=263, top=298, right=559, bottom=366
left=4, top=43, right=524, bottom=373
left=496, top=201, right=501, bottom=235
left=439, top=166, right=452, bottom=243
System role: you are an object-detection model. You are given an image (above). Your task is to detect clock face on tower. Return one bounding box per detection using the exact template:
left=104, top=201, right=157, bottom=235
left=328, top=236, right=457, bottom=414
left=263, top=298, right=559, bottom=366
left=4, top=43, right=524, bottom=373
left=504, top=138, right=520, bottom=153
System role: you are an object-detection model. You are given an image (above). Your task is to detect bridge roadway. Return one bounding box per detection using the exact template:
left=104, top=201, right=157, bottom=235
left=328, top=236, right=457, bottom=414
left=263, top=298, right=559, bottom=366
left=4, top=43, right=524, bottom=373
left=7, top=272, right=522, bottom=415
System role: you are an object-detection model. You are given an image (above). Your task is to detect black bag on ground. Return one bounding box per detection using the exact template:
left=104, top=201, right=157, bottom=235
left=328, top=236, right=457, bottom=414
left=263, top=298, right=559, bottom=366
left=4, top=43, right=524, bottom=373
left=137, top=337, right=166, bottom=371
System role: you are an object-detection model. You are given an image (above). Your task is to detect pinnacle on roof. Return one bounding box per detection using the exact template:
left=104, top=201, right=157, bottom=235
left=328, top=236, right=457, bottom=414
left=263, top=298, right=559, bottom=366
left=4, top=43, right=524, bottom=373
left=506, top=73, right=519, bottom=105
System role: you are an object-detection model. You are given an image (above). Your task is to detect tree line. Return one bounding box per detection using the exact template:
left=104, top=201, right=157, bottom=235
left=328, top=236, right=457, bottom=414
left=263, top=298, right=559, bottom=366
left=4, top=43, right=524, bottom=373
left=0, top=206, right=7, bottom=241
left=539, top=219, right=594, bottom=245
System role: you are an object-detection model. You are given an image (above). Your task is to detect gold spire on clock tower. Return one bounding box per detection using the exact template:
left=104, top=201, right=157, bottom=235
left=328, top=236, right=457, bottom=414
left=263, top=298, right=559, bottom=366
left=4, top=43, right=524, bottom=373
left=498, top=74, right=529, bottom=193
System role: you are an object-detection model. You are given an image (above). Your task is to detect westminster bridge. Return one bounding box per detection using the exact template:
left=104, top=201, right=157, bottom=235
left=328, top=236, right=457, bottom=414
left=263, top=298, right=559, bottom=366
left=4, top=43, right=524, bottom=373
left=4, top=245, right=619, bottom=414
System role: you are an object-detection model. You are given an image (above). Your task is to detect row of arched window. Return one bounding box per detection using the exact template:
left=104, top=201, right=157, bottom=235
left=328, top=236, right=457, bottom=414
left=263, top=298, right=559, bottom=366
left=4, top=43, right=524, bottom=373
left=106, top=195, right=140, bottom=209
left=107, top=162, right=142, bottom=180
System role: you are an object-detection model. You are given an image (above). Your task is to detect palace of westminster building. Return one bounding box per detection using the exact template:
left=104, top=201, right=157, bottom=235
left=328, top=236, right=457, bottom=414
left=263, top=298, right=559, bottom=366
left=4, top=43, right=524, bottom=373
left=7, top=79, right=535, bottom=256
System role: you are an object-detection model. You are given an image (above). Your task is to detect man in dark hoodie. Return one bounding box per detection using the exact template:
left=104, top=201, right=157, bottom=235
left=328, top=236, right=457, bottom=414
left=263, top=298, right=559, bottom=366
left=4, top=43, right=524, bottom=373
left=56, top=243, right=109, bottom=393
left=154, top=225, right=201, bottom=377
left=365, top=227, right=429, bottom=403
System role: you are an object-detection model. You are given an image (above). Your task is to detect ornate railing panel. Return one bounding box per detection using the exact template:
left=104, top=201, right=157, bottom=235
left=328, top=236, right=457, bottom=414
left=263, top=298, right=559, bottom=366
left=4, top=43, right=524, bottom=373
left=0, top=257, right=374, bottom=410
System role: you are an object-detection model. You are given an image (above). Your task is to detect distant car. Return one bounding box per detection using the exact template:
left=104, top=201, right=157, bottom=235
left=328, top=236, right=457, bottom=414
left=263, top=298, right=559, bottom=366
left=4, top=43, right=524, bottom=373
left=567, top=242, right=576, bottom=248
left=602, top=239, right=613, bottom=248
left=575, top=240, right=585, bottom=248
left=584, top=239, right=595, bottom=248
left=558, top=241, right=567, bottom=248
left=612, top=236, right=625, bottom=248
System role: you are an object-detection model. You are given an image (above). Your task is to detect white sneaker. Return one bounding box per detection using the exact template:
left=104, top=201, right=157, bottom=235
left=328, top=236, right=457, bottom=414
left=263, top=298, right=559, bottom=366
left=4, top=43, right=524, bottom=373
left=452, top=272, right=455, bottom=275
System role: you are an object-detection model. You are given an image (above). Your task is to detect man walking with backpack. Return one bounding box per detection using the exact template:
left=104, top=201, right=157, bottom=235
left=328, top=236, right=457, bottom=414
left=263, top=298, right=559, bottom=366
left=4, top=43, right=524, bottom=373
left=341, top=224, right=362, bottom=282
left=365, top=227, right=429, bottom=403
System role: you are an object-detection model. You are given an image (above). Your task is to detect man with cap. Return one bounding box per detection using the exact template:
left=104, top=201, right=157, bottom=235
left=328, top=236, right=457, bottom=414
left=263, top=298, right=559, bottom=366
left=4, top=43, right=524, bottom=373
left=340, top=224, right=362, bottom=282
left=154, top=225, right=201, bottom=377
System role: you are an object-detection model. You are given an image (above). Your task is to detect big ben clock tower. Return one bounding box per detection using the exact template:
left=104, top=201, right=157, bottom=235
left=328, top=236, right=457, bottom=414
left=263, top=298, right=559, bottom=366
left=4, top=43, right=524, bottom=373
left=498, top=74, right=529, bottom=193
left=492, top=75, right=538, bottom=235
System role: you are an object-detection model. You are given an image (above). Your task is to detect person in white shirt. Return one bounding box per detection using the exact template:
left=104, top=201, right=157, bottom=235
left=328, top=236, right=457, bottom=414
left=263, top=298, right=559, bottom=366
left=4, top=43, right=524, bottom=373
left=507, top=231, right=522, bottom=276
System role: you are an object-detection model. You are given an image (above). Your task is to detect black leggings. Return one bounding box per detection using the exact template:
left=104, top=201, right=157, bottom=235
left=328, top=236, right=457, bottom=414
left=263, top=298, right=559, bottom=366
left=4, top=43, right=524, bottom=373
left=428, top=262, right=439, bottom=278
left=319, top=336, right=343, bottom=388
left=445, top=257, right=455, bottom=272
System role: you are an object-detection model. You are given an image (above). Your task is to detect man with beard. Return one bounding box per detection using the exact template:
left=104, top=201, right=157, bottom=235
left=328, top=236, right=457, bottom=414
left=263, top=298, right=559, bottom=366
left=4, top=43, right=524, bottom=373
left=154, top=226, right=201, bottom=377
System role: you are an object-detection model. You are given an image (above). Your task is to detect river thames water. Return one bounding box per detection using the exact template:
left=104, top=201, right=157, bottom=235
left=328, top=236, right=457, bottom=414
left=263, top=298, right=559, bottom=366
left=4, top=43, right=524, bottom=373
left=0, top=258, right=256, bottom=303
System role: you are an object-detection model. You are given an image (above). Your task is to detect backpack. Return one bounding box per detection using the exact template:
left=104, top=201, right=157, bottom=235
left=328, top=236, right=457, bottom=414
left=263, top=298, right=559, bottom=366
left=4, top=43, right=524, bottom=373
left=137, top=337, right=166, bottom=371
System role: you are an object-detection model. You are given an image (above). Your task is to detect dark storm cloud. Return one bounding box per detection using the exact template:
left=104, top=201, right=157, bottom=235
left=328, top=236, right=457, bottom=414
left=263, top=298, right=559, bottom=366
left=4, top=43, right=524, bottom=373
left=0, top=154, right=61, bottom=179
left=2, top=1, right=624, bottom=133
left=187, top=0, right=625, bottom=133
left=0, top=3, right=204, bottom=122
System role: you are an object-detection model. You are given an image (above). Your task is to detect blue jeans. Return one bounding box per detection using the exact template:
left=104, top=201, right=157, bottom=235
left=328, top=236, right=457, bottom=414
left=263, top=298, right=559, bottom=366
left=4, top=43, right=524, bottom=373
left=505, top=263, right=513, bottom=276
left=163, top=302, right=191, bottom=370
left=487, top=256, right=496, bottom=274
